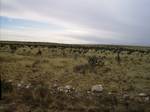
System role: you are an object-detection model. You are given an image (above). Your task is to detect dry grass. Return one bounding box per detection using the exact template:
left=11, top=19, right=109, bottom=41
left=0, top=42, right=150, bottom=112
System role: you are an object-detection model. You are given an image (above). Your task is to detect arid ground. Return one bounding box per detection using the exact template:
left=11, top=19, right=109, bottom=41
left=0, top=41, right=150, bottom=112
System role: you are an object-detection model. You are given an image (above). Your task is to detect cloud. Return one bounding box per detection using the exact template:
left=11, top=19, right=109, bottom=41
left=0, top=0, right=150, bottom=45
left=0, top=28, right=90, bottom=44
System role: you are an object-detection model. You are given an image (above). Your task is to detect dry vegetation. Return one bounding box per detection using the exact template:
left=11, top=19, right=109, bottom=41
left=0, top=41, right=150, bottom=112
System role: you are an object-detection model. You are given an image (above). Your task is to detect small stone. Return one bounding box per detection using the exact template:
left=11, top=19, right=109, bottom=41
left=53, top=83, right=58, bottom=88
left=20, top=81, right=24, bottom=84
left=144, top=97, right=149, bottom=102
left=138, top=93, right=147, bottom=97
left=87, top=90, right=91, bottom=94
left=91, top=84, right=103, bottom=93
left=57, top=86, right=64, bottom=92
left=64, top=85, right=74, bottom=93
left=26, top=85, right=30, bottom=89
left=108, top=92, right=112, bottom=95
left=64, top=85, right=72, bottom=90
left=17, top=83, right=22, bottom=88
left=123, top=94, right=129, bottom=99
left=25, top=84, right=31, bottom=89
left=8, top=80, right=12, bottom=82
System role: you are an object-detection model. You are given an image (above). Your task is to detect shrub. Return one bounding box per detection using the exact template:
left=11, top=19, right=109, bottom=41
left=1, top=79, right=13, bottom=94
left=73, top=64, right=89, bottom=74
left=32, top=59, right=41, bottom=68
left=32, top=84, right=52, bottom=107
left=88, top=56, right=104, bottom=67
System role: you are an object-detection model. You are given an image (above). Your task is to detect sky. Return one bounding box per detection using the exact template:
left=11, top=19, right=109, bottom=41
left=0, top=0, right=150, bottom=45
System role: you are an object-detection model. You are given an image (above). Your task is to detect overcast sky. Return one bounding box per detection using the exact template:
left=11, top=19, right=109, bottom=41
left=0, top=0, right=150, bottom=45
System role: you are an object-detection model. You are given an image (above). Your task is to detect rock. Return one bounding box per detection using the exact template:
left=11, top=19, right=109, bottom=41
left=25, top=83, right=31, bottom=89
left=144, top=96, right=149, bottom=102
left=57, top=86, right=64, bottom=92
left=138, top=93, right=147, bottom=97
left=64, top=85, right=72, bottom=90
left=52, top=83, right=58, bottom=88
left=108, top=92, right=112, bottom=95
left=8, top=80, right=12, bottom=83
left=137, top=93, right=149, bottom=102
left=17, top=83, right=22, bottom=88
left=20, top=81, right=24, bottom=84
left=64, top=85, right=74, bottom=93
left=91, top=84, right=103, bottom=93
left=25, top=85, right=30, bottom=89
left=123, top=94, right=129, bottom=99
left=87, top=90, right=91, bottom=94
left=122, top=94, right=130, bottom=102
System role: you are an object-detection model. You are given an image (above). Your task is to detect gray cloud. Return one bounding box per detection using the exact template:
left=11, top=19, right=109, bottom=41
left=0, top=0, right=150, bottom=45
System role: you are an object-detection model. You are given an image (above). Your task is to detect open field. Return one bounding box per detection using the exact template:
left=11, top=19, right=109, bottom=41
left=0, top=41, right=150, bottom=112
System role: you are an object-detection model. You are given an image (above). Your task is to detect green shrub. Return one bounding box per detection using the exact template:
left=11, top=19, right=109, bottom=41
left=1, top=79, right=13, bottom=94
left=88, top=56, right=104, bottom=67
